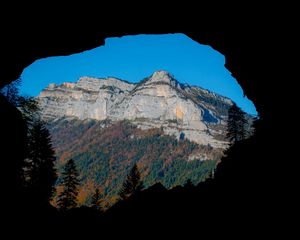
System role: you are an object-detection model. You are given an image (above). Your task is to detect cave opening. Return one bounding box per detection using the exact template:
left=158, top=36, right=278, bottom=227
left=1, top=33, right=258, bottom=209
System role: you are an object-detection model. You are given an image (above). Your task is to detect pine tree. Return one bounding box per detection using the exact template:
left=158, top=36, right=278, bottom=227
left=91, top=188, right=102, bottom=211
left=0, top=78, right=21, bottom=106
left=24, top=121, right=57, bottom=202
left=1, top=79, right=57, bottom=203
left=119, top=164, right=143, bottom=200
left=18, top=96, right=40, bottom=125
left=226, top=103, right=248, bottom=143
left=57, top=159, right=80, bottom=211
left=0, top=79, right=40, bottom=125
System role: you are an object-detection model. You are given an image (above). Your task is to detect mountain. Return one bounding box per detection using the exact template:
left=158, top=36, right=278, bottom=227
left=38, top=71, right=233, bottom=207
left=39, top=70, right=232, bottom=148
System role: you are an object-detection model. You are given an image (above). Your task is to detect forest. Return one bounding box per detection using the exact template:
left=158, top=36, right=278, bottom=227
left=49, top=119, right=221, bottom=207
left=0, top=78, right=254, bottom=236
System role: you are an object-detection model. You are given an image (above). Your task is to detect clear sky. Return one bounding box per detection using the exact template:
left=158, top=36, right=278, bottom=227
left=20, top=33, right=257, bottom=115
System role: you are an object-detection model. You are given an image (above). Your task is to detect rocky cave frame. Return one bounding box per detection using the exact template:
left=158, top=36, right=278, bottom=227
left=1, top=28, right=274, bottom=181
left=0, top=3, right=293, bottom=231
left=1, top=26, right=281, bottom=207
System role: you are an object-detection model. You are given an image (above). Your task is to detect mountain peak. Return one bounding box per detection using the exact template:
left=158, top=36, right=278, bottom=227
left=146, top=70, right=175, bottom=85
left=152, top=70, right=172, bottom=78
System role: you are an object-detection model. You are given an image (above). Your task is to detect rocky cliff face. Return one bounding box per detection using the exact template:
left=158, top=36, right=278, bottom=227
left=38, top=71, right=232, bottom=148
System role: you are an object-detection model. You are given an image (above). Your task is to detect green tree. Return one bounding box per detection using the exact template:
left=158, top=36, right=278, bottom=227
left=91, top=188, right=102, bottom=211
left=119, top=164, right=143, bottom=200
left=24, top=121, right=57, bottom=202
left=57, top=159, right=80, bottom=211
left=226, top=103, right=248, bottom=143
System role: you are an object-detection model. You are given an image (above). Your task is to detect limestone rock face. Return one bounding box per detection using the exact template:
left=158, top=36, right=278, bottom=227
left=38, top=71, right=232, bottom=148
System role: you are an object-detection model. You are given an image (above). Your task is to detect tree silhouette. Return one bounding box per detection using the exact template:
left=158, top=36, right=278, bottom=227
left=119, top=164, right=143, bottom=200
left=91, top=188, right=102, bottom=211
left=57, top=159, right=80, bottom=211
left=226, top=103, right=248, bottom=143
left=184, top=179, right=194, bottom=188
left=18, top=96, right=40, bottom=125
left=0, top=78, right=21, bottom=106
left=24, top=121, right=57, bottom=202
left=0, top=79, right=40, bottom=126
left=1, top=80, right=58, bottom=204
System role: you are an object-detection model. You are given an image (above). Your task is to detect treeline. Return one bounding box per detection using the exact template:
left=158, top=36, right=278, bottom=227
left=0, top=78, right=253, bottom=216
left=49, top=119, right=221, bottom=207
left=0, top=79, right=146, bottom=213
left=51, top=100, right=252, bottom=211
left=1, top=79, right=57, bottom=205
left=52, top=158, right=144, bottom=212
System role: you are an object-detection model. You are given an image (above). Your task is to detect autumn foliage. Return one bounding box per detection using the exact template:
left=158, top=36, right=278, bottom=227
left=48, top=119, right=221, bottom=207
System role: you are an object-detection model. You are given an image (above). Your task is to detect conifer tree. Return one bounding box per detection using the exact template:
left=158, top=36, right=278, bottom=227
left=18, top=96, right=40, bottom=125
left=1, top=79, right=57, bottom=203
left=0, top=78, right=21, bottom=106
left=57, top=159, right=80, bottom=211
left=226, top=103, right=248, bottom=143
left=24, top=121, right=57, bottom=202
left=119, top=164, right=143, bottom=200
left=91, top=188, right=102, bottom=211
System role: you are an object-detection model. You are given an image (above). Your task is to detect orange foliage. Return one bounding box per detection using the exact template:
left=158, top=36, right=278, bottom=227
left=51, top=185, right=63, bottom=207
left=77, top=180, right=95, bottom=205
left=60, top=151, right=72, bottom=164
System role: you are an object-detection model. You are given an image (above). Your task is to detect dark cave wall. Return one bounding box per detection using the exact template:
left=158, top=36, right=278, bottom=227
left=1, top=11, right=289, bottom=172
left=1, top=19, right=286, bottom=187
left=0, top=8, right=295, bottom=236
left=1, top=23, right=287, bottom=187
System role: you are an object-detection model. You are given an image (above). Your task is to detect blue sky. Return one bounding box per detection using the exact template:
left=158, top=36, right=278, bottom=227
left=20, top=33, right=257, bottom=115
